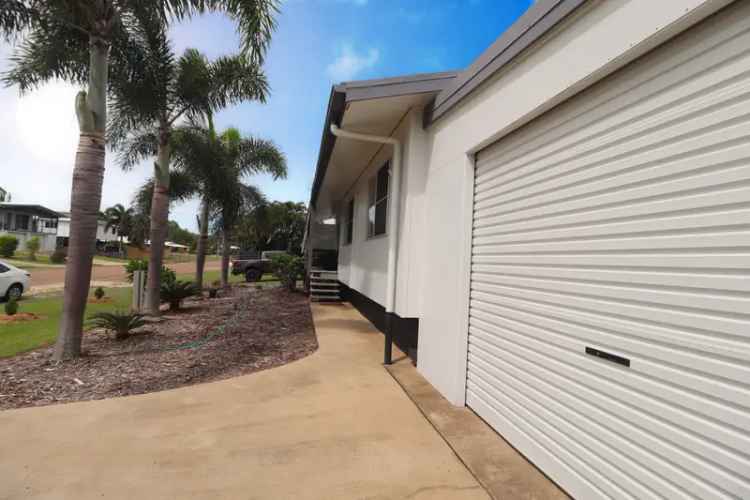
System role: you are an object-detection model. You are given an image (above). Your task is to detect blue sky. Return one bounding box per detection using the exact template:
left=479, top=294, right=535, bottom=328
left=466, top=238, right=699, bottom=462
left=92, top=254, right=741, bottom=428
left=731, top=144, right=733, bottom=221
left=0, top=0, right=532, bottom=231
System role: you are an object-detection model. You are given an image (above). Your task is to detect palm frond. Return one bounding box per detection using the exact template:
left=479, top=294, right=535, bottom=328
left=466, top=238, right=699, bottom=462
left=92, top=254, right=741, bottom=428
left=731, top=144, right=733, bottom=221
left=135, top=170, right=199, bottom=214
left=2, top=19, right=89, bottom=92
left=207, top=54, right=269, bottom=108
left=203, top=0, right=279, bottom=63
left=113, top=130, right=159, bottom=170
left=235, top=136, right=287, bottom=179
left=0, top=1, right=38, bottom=41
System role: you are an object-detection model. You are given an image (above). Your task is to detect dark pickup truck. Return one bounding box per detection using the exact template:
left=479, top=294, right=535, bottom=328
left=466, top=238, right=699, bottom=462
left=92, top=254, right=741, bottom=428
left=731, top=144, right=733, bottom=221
left=230, top=250, right=288, bottom=282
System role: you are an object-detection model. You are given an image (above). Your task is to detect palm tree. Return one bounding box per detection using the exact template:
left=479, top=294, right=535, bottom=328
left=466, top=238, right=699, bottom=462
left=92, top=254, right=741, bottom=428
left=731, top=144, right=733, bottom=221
left=169, top=120, right=286, bottom=289
left=1, top=0, right=279, bottom=360
left=211, top=127, right=285, bottom=286
left=110, top=16, right=270, bottom=315
left=103, top=203, right=133, bottom=256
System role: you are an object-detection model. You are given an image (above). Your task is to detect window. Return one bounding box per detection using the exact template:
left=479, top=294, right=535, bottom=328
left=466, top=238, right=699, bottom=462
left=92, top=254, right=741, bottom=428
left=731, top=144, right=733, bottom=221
left=14, top=214, right=30, bottom=231
left=0, top=264, right=8, bottom=273
left=368, top=162, right=389, bottom=237
left=44, top=219, right=58, bottom=229
left=344, top=199, right=354, bottom=245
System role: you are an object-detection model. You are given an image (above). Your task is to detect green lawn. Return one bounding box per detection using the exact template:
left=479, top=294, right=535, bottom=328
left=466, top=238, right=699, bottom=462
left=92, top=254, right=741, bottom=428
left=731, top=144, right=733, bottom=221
left=3, top=255, right=61, bottom=268
left=0, top=287, right=131, bottom=358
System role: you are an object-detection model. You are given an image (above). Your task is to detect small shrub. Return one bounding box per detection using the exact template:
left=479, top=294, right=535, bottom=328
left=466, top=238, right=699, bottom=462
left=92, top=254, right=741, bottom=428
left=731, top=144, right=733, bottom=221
left=0, top=236, right=19, bottom=258
left=125, top=259, right=176, bottom=285
left=88, top=311, right=148, bottom=340
left=270, top=254, right=304, bottom=291
left=4, top=297, right=18, bottom=316
left=25, top=237, right=40, bottom=261
left=94, top=287, right=105, bottom=300
left=160, top=280, right=199, bottom=310
left=50, top=248, right=66, bottom=264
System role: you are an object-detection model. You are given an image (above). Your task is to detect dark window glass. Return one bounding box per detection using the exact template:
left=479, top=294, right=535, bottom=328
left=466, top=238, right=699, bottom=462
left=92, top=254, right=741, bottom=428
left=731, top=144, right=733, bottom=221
left=0, top=264, right=8, bottom=273
left=15, top=214, right=29, bottom=231
left=368, top=162, right=389, bottom=237
left=345, top=199, right=354, bottom=245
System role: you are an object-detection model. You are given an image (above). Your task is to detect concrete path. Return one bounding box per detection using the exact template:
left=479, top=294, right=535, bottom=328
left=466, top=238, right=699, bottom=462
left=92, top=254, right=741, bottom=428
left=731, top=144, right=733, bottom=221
left=0, top=303, right=487, bottom=500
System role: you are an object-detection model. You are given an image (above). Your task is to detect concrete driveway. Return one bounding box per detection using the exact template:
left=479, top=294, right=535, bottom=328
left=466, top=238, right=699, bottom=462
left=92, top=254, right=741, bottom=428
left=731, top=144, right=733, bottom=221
left=0, top=303, right=487, bottom=500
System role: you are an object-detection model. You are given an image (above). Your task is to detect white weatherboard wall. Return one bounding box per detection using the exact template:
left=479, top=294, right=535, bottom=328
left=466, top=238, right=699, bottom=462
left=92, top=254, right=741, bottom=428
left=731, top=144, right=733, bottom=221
left=337, top=110, right=425, bottom=318
left=416, top=0, right=735, bottom=407
left=466, top=2, right=750, bottom=498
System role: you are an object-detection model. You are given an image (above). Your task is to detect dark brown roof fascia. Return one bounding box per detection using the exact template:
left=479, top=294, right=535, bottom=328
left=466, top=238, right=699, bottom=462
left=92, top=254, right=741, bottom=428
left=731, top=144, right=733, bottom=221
left=309, top=88, right=347, bottom=210
left=427, top=0, right=587, bottom=126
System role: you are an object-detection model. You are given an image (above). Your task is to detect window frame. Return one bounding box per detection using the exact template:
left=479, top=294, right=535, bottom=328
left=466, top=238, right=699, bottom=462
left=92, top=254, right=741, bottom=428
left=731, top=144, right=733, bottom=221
left=367, top=161, right=390, bottom=239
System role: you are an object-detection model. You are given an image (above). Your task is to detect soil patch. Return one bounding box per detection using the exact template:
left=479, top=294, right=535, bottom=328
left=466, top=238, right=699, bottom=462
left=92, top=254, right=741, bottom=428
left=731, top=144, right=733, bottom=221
left=87, top=297, right=113, bottom=304
left=0, top=287, right=317, bottom=411
left=0, top=313, right=44, bottom=323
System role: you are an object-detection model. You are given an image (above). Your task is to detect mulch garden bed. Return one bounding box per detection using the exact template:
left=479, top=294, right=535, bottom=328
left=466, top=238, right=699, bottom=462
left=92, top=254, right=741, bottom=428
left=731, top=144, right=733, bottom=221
left=0, top=286, right=318, bottom=411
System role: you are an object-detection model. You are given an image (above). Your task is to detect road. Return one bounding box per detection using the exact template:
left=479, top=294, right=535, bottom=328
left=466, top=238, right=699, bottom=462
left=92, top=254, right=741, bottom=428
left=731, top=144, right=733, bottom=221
left=28, top=260, right=222, bottom=289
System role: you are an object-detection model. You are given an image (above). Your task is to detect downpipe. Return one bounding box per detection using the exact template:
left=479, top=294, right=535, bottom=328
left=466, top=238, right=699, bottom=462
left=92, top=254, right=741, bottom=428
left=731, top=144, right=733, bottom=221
left=330, top=124, right=402, bottom=365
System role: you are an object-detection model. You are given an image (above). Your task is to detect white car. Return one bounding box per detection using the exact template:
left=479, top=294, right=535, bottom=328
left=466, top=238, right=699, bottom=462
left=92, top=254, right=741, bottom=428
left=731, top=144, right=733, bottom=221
left=0, top=260, right=30, bottom=301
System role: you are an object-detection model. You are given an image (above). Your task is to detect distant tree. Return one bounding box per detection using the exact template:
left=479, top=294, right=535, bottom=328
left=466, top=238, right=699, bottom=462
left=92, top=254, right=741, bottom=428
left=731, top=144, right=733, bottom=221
left=25, top=236, right=40, bottom=261
left=103, top=203, right=133, bottom=255
left=267, top=201, right=306, bottom=254
left=167, top=220, right=197, bottom=248
left=234, top=201, right=306, bottom=254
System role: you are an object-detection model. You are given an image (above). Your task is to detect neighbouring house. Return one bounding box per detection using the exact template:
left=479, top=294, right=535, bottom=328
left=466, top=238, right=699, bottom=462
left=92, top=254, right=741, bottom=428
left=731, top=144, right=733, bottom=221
left=0, top=203, right=59, bottom=252
left=304, top=1, right=750, bottom=498
left=55, top=212, right=120, bottom=250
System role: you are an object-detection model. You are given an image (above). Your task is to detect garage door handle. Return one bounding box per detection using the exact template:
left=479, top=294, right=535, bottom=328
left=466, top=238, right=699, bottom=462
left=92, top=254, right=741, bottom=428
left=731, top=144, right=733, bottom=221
left=585, top=347, right=630, bottom=367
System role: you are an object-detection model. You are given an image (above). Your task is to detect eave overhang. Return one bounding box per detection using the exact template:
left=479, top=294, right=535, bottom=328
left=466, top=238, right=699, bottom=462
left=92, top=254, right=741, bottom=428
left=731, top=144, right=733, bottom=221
left=309, top=72, right=458, bottom=210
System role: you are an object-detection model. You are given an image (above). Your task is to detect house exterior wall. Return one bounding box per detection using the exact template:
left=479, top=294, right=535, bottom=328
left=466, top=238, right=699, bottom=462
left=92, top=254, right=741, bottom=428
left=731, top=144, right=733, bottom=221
left=57, top=218, right=118, bottom=242
left=336, top=110, right=425, bottom=318
left=414, top=0, right=731, bottom=405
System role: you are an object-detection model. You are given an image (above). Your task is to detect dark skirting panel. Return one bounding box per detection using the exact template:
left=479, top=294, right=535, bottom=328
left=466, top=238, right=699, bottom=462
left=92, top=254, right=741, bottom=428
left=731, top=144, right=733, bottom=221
left=339, top=282, right=419, bottom=363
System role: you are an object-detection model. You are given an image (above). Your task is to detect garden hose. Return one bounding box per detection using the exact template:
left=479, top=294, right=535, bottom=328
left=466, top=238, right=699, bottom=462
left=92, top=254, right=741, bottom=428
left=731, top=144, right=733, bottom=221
left=162, top=303, right=245, bottom=352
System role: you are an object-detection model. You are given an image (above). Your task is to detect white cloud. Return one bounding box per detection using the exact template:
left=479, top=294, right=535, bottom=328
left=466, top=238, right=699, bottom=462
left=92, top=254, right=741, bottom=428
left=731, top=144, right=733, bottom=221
left=326, top=44, right=380, bottom=82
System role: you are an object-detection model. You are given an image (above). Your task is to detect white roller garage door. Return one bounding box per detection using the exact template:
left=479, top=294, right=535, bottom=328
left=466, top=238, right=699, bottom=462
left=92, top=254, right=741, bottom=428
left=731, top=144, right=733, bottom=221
left=466, top=3, right=750, bottom=499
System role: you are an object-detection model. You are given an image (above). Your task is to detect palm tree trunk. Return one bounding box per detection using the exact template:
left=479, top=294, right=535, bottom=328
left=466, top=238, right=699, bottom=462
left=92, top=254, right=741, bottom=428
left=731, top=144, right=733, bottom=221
left=54, top=38, right=108, bottom=361
left=195, top=197, right=209, bottom=289
left=220, top=229, right=230, bottom=288
left=145, top=135, right=171, bottom=315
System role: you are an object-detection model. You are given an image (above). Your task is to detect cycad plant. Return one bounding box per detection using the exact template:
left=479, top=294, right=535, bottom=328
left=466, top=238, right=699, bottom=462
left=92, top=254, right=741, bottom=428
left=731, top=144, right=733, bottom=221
left=160, top=280, right=199, bottom=311
left=1, top=0, right=279, bottom=361
left=88, top=310, right=147, bottom=340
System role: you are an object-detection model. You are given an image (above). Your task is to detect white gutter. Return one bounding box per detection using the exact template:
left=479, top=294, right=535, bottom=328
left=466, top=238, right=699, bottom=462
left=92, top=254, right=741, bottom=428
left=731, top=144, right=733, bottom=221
left=330, top=124, right=402, bottom=314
